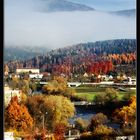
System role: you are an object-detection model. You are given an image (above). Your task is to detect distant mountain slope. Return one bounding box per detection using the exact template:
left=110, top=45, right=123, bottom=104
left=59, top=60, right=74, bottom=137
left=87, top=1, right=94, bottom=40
left=4, top=46, right=50, bottom=63
left=37, top=0, right=95, bottom=12
left=110, top=9, right=136, bottom=17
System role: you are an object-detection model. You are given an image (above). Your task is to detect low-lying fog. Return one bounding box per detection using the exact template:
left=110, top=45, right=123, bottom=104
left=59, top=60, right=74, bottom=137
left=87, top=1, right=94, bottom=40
left=5, top=0, right=136, bottom=49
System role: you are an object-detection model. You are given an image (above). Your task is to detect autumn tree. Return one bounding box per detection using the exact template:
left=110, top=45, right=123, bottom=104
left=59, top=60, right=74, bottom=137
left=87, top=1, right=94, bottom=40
left=29, top=80, right=37, bottom=92
left=42, top=76, right=76, bottom=98
left=54, top=123, right=66, bottom=140
left=104, top=88, right=119, bottom=102
left=94, top=88, right=119, bottom=104
left=20, top=92, right=27, bottom=104
left=112, top=96, right=136, bottom=127
left=5, top=96, right=33, bottom=131
left=89, top=113, right=108, bottom=131
left=42, top=80, right=65, bottom=95
left=42, top=76, right=67, bottom=94
left=4, top=64, right=9, bottom=75
left=18, top=79, right=31, bottom=95
left=8, top=77, right=32, bottom=95
left=94, top=93, right=106, bottom=105
left=25, top=95, right=46, bottom=129
left=43, top=95, right=75, bottom=130
left=8, top=76, right=19, bottom=89
left=75, top=118, right=89, bottom=132
left=25, top=95, right=75, bottom=130
left=93, top=124, right=114, bottom=136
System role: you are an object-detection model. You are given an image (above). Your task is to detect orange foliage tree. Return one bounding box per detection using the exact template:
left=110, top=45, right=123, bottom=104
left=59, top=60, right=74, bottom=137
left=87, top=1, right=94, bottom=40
left=54, top=123, right=66, bottom=140
left=113, top=96, right=136, bottom=125
left=5, top=96, right=33, bottom=131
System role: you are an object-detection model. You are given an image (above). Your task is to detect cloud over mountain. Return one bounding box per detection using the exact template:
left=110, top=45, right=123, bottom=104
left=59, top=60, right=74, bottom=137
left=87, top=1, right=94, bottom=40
left=36, top=0, right=95, bottom=12
left=5, top=0, right=136, bottom=49
left=110, top=9, right=136, bottom=17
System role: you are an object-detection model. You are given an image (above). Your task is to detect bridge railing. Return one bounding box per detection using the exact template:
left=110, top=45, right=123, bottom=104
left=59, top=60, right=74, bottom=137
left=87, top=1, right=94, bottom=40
left=73, top=101, right=95, bottom=105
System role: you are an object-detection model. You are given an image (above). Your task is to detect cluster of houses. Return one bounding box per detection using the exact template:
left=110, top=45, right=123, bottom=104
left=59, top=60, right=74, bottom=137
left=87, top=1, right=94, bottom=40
left=14, top=68, right=44, bottom=79
left=4, top=68, right=52, bottom=106
left=4, top=68, right=136, bottom=83
left=4, top=68, right=136, bottom=105
left=5, top=68, right=51, bottom=80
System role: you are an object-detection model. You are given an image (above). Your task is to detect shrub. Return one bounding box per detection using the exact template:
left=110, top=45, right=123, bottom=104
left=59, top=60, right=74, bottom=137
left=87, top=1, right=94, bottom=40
left=89, top=113, right=108, bottom=131
left=75, top=118, right=89, bottom=132
left=93, top=124, right=114, bottom=136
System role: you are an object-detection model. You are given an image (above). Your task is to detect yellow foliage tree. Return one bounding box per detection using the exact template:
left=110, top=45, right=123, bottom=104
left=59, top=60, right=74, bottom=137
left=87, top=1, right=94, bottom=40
left=89, top=113, right=108, bottom=131
left=93, top=124, right=113, bottom=136
left=42, top=76, right=76, bottom=98
left=25, top=95, right=75, bottom=130
left=44, top=95, right=75, bottom=129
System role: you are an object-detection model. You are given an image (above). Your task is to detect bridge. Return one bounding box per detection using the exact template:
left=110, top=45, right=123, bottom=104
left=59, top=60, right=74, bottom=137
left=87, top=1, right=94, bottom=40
left=38, top=81, right=136, bottom=87
left=73, top=101, right=96, bottom=106
left=39, top=82, right=82, bottom=87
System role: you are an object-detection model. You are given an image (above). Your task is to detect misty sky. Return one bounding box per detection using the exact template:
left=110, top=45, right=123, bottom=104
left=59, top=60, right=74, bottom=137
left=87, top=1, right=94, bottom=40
left=4, top=0, right=136, bottom=49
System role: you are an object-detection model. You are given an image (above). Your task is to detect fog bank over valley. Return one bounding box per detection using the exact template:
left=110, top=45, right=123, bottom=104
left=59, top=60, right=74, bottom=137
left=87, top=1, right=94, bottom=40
left=5, top=0, right=136, bottom=49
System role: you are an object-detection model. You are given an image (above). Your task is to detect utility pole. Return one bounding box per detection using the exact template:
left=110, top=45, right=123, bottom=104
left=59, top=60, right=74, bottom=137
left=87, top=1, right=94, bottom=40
left=42, top=112, right=48, bottom=130
left=42, top=114, right=44, bottom=130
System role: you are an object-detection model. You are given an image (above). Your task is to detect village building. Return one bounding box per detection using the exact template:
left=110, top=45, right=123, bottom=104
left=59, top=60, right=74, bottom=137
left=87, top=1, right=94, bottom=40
left=115, top=135, right=135, bottom=140
left=29, top=73, right=43, bottom=79
left=101, top=75, right=108, bottom=81
left=4, top=86, right=22, bottom=107
left=97, top=75, right=101, bottom=79
left=123, top=77, right=136, bottom=85
left=4, top=132, right=14, bottom=140
left=83, top=73, right=88, bottom=77
left=108, top=75, right=113, bottom=80
left=16, top=68, right=40, bottom=74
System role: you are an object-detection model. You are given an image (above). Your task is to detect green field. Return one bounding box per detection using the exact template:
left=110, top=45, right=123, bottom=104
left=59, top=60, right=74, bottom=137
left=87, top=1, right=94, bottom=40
left=74, top=86, right=136, bottom=101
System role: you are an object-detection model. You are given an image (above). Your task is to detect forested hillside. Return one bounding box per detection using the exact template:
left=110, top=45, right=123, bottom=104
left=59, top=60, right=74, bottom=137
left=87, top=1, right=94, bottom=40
left=6, top=39, right=136, bottom=76
left=4, top=46, right=50, bottom=62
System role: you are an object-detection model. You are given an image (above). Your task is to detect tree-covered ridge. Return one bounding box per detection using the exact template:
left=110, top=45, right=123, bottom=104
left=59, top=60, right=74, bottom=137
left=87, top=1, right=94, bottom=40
left=4, top=46, right=50, bottom=63
left=7, top=39, right=136, bottom=76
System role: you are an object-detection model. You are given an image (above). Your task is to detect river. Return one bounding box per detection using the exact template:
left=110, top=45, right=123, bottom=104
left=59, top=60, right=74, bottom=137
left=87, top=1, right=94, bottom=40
left=69, top=106, right=120, bottom=129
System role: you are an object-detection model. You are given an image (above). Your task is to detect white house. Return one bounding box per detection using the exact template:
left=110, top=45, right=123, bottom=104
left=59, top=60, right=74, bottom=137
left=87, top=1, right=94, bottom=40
left=108, top=75, right=113, bottom=80
left=16, top=68, right=40, bottom=74
left=4, top=86, right=22, bottom=107
left=97, top=75, right=101, bottom=79
left=29, top=73, right=43, bottom=79
left=123, top=77, right=136, bottom=85
left=101, top=75, right=113, bottom=81
left=4, top=132, right=14, bottom=140
left=83, top=73, right=88, bottom=77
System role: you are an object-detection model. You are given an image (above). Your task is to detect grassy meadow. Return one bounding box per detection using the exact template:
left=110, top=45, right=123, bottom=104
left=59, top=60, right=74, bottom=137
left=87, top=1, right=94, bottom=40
left=74, top=85, right=136, bottom=102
